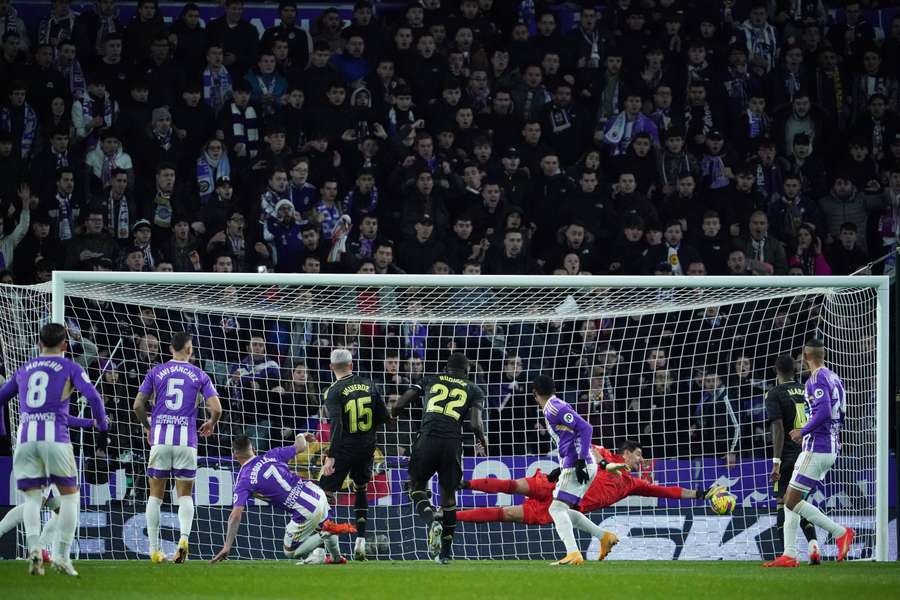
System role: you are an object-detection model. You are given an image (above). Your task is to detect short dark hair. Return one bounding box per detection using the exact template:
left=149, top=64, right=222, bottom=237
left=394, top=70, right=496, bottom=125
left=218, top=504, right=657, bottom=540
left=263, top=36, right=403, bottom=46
left=839, top=222, right=857, bottom=233
left=804, top=337, right=825, bottom=349
left=40, top=323, right=68, bottom=349
left=171, top=331, right=192, bottom=352
left=619, top=439, right=642, bottom=453
left=532, top=374, right=555, bottom=396
left=232, top=434, right=253, bottom=454
left=446, top=352, right=470, bottom=374
left=775, top=354, right=795, bottom=376
left=56, top=167, right=75, bottom=181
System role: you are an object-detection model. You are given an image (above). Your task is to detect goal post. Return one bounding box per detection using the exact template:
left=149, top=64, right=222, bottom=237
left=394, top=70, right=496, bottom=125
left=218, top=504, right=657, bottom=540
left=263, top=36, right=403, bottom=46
left=1, top=272, right=891, bottom=561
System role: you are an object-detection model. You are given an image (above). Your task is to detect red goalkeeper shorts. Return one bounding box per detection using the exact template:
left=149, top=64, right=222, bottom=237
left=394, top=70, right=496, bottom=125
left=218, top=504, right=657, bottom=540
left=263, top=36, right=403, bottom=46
left=521, top=470, right=555, bottom=526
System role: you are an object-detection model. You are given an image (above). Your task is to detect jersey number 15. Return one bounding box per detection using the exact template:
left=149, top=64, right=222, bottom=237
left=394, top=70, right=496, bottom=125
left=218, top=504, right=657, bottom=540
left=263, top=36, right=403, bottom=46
left=344, top=396, right=373, bottom=433
left=426, top=384, right=467, bottom=420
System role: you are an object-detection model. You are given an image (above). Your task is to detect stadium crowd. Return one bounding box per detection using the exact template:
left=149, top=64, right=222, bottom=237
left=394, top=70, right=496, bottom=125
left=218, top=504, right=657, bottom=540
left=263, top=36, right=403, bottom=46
left=0, top=0, right=889, bottom=495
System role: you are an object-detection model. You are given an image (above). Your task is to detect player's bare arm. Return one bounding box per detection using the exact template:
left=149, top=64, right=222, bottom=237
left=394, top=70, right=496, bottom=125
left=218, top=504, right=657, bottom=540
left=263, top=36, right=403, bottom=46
left=133, top=391, right=151, bottom=435
left=199, top=395, right=223, bottom=437
left=469, top=405, right=487, bottom=456
left=390, top=387, right=420, bottom=420
left=210, top=505, right=244, bottom=564
left=770, top=418, right=785, bottom=481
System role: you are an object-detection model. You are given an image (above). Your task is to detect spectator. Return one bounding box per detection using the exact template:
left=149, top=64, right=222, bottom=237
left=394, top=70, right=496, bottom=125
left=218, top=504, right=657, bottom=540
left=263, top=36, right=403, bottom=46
left=263, top=199, right=303, bottom=273
left=398, top=213, right=444, bottom=274
left=72, top=70, right=118, bottom=150
left=89, top=167, right=135, bottom=244
left=736, top=210, right=788, bottom=275
left=788, top=223, right=831, bottom=275
left=85, top=128, right=133, bottom=194
left=818, top=174, right=886, bottom=253
left=207, top=0, right=259, bottom=79
left=0, top=81, right=39, bottom=160
left=825, top=222, right=869, bottom=275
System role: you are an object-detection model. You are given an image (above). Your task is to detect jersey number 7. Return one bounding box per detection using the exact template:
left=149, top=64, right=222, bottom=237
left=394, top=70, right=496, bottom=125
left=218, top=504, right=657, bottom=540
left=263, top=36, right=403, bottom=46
left=344, top=396, right=373, bottom=432
left=426, top=384, right=467, bottom=420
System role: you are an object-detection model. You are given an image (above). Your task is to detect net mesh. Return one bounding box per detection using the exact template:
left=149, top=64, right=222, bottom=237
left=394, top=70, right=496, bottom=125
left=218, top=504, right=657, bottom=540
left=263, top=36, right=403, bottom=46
left=0, top=278, right=882, bottom=561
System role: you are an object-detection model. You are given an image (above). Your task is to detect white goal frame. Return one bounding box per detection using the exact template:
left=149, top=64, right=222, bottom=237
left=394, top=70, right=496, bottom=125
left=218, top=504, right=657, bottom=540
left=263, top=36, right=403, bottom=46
left=45, top=271, right=891, bottom=562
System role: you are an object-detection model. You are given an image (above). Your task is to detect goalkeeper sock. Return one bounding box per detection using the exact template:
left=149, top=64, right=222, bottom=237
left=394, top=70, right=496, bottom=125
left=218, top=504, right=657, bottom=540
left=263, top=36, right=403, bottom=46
left=783, top=505, right=801, bottom=558
left=793, top=500, right=845, bottom=538
left=53, top=492, right=79, bottom=563
left=22, top=488, right=43, bottom=554
left=568, top=510, right=604, bottom=539
left=410, top=490, right=434, bottom=525
left=146, top=496, right=162, bottom=554
left=456, top=507, right=505, bottom=523
left=548, top=500, right=578, bottom=554
left=354, top=488, right=368, bottom=539
left=468, top=478, right=518, bottom=495
left=0, top=504, right=23, bottom=538
left=177, top=495, right=194, bottom=543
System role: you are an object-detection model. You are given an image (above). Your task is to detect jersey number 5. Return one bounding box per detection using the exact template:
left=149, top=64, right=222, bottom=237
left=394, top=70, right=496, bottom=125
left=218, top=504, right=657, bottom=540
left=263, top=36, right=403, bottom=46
left=426, top=384, right=467, bottom=420
left=344, top=396, right=373, bottom=433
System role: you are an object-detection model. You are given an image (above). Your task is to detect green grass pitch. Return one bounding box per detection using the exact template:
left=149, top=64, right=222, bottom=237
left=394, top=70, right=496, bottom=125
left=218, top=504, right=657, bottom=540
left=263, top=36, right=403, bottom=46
left=4, top=560, right=900, bottom=599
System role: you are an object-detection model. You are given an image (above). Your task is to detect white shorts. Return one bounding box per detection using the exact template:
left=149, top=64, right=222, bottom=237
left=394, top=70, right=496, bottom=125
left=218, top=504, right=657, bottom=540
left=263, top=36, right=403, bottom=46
left=283, top=487, right=330, bottom=550
left=553, top=461, right=598, bottom=506
left=789, top=451, right=837, bottom=494
left=148, top=444, right=198, bottom=480
left=13, top=441, right=77, bottom=490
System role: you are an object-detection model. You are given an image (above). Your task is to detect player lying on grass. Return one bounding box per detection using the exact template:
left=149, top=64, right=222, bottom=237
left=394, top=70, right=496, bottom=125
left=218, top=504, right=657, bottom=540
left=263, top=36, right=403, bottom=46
left=210, top=433, right=357, bottom=565
left=458, top=439, right=725, bottom=559
left=0, top=414, right=107, bottom=563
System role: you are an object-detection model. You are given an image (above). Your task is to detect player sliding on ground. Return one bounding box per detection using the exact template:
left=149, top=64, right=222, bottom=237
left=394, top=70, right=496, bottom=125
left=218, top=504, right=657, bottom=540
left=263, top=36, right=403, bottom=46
left=763, top=338, right=855, bottom=567
left=0, top=322, right=108, bottom=576
left=530, top=375, right=630, bottom=566
left=133, top=332, right=222, bottom=564
left=390, top=353, right=487, bottom=564
left=458, top=439, right=725, bottom=559
left=210, top=433, right=357, bottom=564
left=318, top=348, right=391, bottom=561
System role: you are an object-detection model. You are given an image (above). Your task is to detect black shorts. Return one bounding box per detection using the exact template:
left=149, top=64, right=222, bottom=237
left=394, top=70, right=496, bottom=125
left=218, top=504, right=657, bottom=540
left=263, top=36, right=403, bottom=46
left=318, top=444, right=374, bottom=493
left=773, top=454, right=800, bottom=499
left=407, top=435, right=462, bottom=493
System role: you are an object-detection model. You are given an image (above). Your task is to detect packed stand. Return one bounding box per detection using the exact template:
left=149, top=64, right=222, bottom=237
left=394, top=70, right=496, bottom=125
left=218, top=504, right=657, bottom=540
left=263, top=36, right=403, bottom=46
left=0, top=0, right=892, bottom=477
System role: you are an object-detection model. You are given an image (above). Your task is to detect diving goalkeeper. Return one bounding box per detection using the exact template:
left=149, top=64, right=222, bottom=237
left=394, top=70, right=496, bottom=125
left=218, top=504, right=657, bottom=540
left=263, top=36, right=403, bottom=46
left=457, top=440, right=724, bottom=559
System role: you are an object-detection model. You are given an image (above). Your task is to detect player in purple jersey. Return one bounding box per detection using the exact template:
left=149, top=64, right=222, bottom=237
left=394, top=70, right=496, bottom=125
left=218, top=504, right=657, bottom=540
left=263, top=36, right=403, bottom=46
left=209, top=433, right=357, bottom=565
left=0, top=413, right=109, bottom=564
left=532, top=375, right=626, bottom=566
left=133, top=332, right=222, bottom=565
left=0, top=323, right=108, bottom=577
left=764, top=338, right=855, bottom=568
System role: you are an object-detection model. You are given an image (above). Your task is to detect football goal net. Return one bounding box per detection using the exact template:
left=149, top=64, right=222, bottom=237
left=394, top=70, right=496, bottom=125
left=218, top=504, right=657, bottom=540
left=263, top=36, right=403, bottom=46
left=0, top=273, right=891, bottom=561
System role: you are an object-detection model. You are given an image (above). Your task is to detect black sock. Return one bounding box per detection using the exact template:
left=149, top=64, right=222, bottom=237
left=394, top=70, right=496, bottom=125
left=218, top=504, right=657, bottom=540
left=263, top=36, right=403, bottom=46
left=354, top=488, right=368, bottom=539
left=801, top=517, right=818, bottom=545
left=410, top=490, right=434, bottom=524
left=441, top=505, right=456, bottom=558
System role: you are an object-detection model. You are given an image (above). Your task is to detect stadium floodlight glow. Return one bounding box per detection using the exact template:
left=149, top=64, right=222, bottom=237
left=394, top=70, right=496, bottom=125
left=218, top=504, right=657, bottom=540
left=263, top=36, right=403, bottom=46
left=0, top=272, right=889, bottom=561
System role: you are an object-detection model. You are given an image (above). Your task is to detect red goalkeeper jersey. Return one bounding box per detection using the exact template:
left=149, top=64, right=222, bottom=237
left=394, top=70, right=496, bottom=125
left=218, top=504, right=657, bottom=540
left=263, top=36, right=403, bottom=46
left=579, top=446, right=683, bottom=512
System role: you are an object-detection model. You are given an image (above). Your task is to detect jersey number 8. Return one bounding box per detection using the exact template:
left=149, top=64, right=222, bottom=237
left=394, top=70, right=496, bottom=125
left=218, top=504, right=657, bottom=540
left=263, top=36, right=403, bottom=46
left=426, top=383, right=467, bottom=420
left=344, top=396, right=373, bottom=433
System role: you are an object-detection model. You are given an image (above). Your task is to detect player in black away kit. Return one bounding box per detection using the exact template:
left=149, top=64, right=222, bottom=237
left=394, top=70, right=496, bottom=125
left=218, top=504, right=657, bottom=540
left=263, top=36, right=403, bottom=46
left=391, top=353, right=487, bottom=564
left=319, top=348, right=390, bottom=561
left=764, top=354, right=820, bottom=564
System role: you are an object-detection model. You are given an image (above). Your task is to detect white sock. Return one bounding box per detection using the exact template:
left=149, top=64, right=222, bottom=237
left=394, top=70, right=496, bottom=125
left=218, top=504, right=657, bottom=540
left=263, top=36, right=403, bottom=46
left=286, top=534, right=325, bottom=558
left=177, top=496, right=194, bottom=543
left=0, top=504, right=24, bottom=538
left=323, top=533, right=341, bottom=560
left=783, top=505, right=801, bottom=558
left=568, top=510, right=605, bottom=539
left=40, top=512, right=61, bottom=550
left=22, top=489, right=43, bottom=554
left=53, top=493, right=79, bottom=563
left=548, top=500, right=579, bottom=554
left=793, top=500, right=846, bottom=538
left=146, top=496, right=163, bottom=553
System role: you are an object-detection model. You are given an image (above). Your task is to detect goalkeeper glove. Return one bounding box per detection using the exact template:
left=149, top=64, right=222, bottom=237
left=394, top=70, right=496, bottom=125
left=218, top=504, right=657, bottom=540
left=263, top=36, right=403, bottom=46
left=546, top=468, right=562, bottom=483
left=574, top=459, right=590, bottom=484
left=697, top=485, right=727, bottom=500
